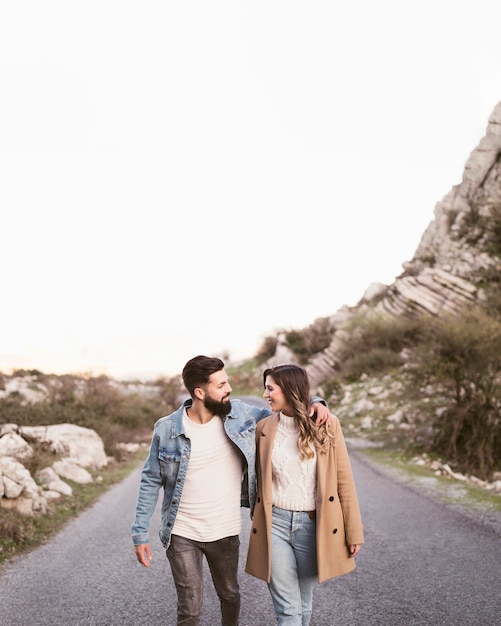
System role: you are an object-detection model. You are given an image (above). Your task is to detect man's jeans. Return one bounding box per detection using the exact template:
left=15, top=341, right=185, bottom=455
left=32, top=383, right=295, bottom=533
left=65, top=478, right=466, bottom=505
left=166, top=534, right=240, bottom=626
left=268, top=507, right=318, bottom=626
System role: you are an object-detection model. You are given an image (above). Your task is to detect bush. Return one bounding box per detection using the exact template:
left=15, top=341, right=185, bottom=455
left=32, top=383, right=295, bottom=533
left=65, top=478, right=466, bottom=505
left=337, top=311, right=423, bottom=380
left=342, top=348, right=404, bottom=382
left=255, top=336, right=278, bottom=364
left=284, top=317, right=334, bottom=364
left=409, top=307, right=501, bottom=479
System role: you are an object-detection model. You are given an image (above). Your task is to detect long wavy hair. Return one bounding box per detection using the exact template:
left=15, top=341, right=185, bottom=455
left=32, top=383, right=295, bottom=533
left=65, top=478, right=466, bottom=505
left=263, top=364, right=334, bottom=459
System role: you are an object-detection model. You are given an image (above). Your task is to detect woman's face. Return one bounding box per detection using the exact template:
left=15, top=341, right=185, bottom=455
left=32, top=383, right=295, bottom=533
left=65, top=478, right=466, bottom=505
left=263, top=374, right=293, bottom=416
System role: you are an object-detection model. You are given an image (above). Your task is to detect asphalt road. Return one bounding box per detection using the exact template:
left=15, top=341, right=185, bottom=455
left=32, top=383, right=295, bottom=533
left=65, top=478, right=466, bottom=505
left=1, top=446, right=500, bottom=625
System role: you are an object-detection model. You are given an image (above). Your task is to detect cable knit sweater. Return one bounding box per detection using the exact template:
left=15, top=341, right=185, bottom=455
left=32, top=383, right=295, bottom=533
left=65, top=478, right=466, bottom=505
left=271, top=412, right=317, bottom=511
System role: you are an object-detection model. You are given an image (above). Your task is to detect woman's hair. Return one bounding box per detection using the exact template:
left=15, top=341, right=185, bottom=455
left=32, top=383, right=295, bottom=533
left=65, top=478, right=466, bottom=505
left=263, top=364, right=334, bottom=459
left=182, top=355, right=225, bottom=397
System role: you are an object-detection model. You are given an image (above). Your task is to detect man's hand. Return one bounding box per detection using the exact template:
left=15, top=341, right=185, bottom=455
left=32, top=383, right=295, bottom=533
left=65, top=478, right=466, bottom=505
left=311, top=401, right=330, bottom=426
left=135, top=543, right=153, bottom=568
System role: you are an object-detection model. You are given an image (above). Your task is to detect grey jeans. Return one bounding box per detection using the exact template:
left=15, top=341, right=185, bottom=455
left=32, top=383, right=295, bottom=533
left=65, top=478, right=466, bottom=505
left=166, top=534, right=240, bottom=625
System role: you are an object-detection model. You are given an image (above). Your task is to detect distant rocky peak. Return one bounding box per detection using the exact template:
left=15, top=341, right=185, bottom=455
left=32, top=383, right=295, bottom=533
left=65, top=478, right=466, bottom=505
left=408, top=101, right=501, bottom=280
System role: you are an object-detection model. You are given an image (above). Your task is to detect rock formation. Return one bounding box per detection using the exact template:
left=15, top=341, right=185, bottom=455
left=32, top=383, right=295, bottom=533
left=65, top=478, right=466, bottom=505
left=304, top=101, right=501, bottom=390
left=0, top=422, right=108, bottom=515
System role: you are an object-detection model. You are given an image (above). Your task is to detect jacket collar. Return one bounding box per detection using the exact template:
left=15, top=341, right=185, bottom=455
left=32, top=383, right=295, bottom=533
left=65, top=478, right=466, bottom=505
left=171, top=399, right=191, bottom=438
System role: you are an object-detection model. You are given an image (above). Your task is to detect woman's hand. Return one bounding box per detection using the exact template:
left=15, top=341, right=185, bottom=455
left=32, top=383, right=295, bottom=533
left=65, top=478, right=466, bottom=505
left=348, top=544, right=361, bottom=558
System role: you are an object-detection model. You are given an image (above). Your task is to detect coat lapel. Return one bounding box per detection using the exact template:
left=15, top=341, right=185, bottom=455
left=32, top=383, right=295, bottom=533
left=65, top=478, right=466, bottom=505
left=257, top=413, right=279, bottom=506
left=314, top=438, right=329, bottom=508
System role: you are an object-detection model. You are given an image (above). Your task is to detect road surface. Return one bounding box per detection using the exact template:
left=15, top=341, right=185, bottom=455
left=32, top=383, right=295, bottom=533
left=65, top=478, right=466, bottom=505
left=1, top=446, right=500, bottom=624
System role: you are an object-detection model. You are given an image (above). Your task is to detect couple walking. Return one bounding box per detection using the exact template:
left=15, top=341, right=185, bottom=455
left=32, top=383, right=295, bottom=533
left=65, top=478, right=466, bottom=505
left=131, top=355, right=364, bottom=625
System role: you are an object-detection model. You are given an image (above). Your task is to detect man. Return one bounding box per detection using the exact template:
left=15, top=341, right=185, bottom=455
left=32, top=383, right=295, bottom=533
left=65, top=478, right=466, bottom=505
left=131, top=355, right=329, bottom=626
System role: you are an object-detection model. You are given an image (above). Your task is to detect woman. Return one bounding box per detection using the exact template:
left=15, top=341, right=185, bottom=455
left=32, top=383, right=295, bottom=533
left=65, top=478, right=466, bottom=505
left=245, top=364, right=364, bottom=625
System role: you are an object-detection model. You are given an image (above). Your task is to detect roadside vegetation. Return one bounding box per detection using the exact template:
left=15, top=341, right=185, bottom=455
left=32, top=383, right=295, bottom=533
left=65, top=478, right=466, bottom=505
left=0, top=371, right=183, bottom=459
left=0, top=372, right=182, bottom=564
left=330, top=304, right=501, bottom=481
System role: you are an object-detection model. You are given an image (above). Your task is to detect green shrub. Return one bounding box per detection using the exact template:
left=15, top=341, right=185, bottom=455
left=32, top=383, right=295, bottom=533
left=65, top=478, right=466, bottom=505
left=255, top=336, right=278, bottom=364
left=342, top=348, right=404, bottom=381
left=409, top=307, right=501, bottom=479
left=284, top=317, right=334, bottom=364
left=336, top=311, right=424, bottom=380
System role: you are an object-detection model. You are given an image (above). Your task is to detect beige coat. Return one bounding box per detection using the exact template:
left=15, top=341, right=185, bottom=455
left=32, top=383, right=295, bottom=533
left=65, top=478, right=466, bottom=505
left=245, top=413, right=364, bottom=584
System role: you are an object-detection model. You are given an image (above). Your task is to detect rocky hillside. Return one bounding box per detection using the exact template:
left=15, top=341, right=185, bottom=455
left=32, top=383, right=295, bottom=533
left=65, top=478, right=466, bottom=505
left=302, top=100, right=501, bottom=390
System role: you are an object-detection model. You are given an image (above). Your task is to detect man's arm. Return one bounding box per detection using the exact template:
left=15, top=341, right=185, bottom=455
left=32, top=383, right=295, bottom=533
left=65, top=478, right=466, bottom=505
left=131, top=431, right=162, bottom=550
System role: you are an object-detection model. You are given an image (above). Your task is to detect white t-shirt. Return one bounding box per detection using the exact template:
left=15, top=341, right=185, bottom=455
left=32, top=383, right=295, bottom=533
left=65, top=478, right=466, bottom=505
left=172, top=409, right=243, bottom=541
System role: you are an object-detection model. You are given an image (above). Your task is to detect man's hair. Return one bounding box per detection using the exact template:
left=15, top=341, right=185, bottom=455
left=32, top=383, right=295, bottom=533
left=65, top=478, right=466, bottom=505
left=182, top=355, right=225, bottom=397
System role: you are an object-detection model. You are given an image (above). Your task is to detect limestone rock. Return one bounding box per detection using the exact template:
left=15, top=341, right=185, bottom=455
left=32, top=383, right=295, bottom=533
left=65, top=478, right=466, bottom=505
left=36, top=466, right=73, bottom=496
left=0, top=456, right=47, bottom=514
left=0, top=422, right=108, bottom=514
left=0, top=432, right=34, bottom=461
left=52, top=459, right=93, bottom=484
left=20, top=423, right=108, bottom=469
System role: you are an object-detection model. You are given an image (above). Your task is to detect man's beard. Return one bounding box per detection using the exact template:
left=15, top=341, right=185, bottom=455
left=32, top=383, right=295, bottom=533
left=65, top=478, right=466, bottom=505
left=203, top=393, right=232, bottom=416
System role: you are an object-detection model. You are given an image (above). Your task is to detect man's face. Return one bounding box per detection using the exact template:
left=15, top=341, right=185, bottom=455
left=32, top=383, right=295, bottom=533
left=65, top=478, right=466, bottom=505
left=201, top=369, right=232, bottom=416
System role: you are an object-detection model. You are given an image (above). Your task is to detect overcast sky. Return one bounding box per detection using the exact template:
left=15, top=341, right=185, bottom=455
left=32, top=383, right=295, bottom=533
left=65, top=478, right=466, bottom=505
left=1, top=1, right=501, bottom=380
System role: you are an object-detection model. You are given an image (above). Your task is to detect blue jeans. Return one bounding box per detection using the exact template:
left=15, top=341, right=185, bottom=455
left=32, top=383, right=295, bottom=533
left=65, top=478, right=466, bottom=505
left=166, top=534, right=240, bottom=625
left=268, top=507, right=318, bottom=626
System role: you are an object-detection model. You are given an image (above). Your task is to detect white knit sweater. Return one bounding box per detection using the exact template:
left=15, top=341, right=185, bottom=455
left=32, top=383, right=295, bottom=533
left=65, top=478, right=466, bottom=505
left=271, top=413, right=317, bottom=511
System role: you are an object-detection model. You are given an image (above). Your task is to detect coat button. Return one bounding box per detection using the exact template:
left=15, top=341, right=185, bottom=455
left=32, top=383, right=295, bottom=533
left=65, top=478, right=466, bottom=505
left=252, top=528, right=257, bottom=534
left=257, top=497, right=261, bottom=502
left=333, top=528, right=338, bottom=534
left=329, top=496, right=334, bottom=501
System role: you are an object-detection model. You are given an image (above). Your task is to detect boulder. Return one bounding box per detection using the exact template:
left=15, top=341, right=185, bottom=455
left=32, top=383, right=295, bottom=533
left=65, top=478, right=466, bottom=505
left=52, top=459, right=93, bottom=484
left=0, top=423, right=108, bottom=515
left=36, top=466, right=73, bottom=496
left=0, top=456, right=47, bottom=514
left=0, top=432, right=34, bottom=461
left=20, top=423, right=108, bottom=469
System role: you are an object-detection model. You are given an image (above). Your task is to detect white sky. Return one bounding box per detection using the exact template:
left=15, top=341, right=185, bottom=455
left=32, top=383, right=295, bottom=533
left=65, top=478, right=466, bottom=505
left=1, top=1, right=501, bottom=380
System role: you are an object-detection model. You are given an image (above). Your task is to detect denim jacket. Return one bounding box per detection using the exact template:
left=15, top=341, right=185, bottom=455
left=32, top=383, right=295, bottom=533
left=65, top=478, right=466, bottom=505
left=131, top=398, right=271, bottom=549
left=131, top=396, right=325, bottom=549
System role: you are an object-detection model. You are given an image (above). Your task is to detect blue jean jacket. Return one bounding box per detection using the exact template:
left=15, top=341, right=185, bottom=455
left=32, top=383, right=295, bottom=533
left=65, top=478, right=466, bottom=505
left=131, top=396, right=325, bottom=549
left=131, top=398, right=271, bottom=549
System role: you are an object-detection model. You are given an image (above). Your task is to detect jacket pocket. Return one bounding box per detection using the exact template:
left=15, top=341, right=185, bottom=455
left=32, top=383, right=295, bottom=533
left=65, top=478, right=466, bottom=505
left=158, top=450, right=181, bottom=480
left=238, top=419, right=256, bottom=437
